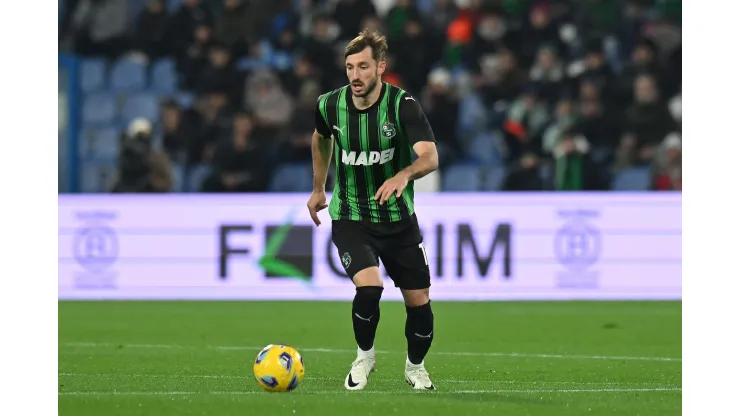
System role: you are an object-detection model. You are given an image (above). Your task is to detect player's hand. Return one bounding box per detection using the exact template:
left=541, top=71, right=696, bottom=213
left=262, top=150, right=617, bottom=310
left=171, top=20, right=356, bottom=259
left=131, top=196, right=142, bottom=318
left=307, top=191, right=328, bottom=226
left=374, top=173, right=409, bottom=205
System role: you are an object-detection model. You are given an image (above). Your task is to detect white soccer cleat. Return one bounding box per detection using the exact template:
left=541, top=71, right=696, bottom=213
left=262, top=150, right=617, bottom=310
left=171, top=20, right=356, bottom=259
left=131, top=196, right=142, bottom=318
left=344, top=355, right=376, bottom=390
left=404, top=358, right=436, bottom=390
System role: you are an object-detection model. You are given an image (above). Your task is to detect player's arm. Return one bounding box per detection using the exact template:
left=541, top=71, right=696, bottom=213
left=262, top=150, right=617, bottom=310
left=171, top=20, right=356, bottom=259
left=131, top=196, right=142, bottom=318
left=375, top=94, right=438, bottom=205
left=397, top=94, right=438, bottom=181
left=312, top=100, right=334, bottom=192
left=311, top=130, right=333, bottom=191
left=307, top=99, right=334, bottom=225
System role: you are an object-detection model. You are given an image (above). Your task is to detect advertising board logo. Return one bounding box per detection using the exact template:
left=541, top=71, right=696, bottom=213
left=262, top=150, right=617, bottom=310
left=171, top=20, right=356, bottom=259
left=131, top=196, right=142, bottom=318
left=261, top=220, right=313, bottom=280
left=554, top=209, right=601, bottom=288
left=219, top=210, right=314, bottom=281
left=72, top=211, right=119, bottom=288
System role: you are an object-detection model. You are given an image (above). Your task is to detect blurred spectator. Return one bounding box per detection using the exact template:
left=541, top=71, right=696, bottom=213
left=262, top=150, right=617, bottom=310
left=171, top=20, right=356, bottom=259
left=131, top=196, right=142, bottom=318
left=503, top=86, right=549, bottom=161
left=133, top=0, right=170, bottom=61
left=295, top=0, right=328, bottom=39
left=542, top=96, right=577, bottom=156
left=392, top=18, right=439, bottom=96
left=214, top=0, right=258, bottom=58
left=196, top=42, right=241, bottom=102
left=244, top=69, right=295, bottom=128
left=333, top=0, right=377, bottom=40
left=385, top=0, right=421, bottom=40
left=111, top=118, right=173, bottom=193
left=503, top=152, right=544, bottom=191
left=552, top=129, right=605, bottom=191
left=160, top=100, right=202, bottom=167
left=623, top=73, right=677, bottom=162
left=281, top=56, right=320, bottom=100
left=652, top=133, right=681, bottom=191
left=303, top=14, right=341, bottom=91
left=70, top=0, right=130, bottom=59
left=466, top=6, right=516, bottom=76
left=201, top=112, right=269, bottom=192
left=281, top=84, right=321, bottom=162
left=181, top=24, right=216, bottom=90
left=168, top=0, right=214, bottom=61
left=477, top=47, right=526, bottom=108
left=576, top=0, right=623, bottom=40
left=613, top=132, right=640, bottom=172
left=529, top=44, right=565, bottom=105
left=421, top=68, right=461, bottom=164
left=193, top=92, right=233, bottom=165
left=568, top=40, right=617, bottom=107
left=425, top=0, right=460, bottom=34
left=442, top=16, right=473, bottom=68
left=273, top=26, right=300, bottom=58
left=518, top=3, right=567, bottom=68
left=615, top=37, right=664, bottom=108
left=577, top=96, right=620, bottom=162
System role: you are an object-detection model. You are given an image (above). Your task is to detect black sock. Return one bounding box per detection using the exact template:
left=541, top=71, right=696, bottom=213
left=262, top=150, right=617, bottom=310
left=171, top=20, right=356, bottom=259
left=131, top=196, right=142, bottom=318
left=352, top=286, right=383, bottom=351
left=405, top=301, right=434, bottom=365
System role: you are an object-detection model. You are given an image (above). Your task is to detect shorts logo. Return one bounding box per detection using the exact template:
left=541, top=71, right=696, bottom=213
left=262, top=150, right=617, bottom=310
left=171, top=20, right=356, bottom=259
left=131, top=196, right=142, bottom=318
left=381, top=123, right=396, bottom=139
left=341, top=252, right=352, bottom=269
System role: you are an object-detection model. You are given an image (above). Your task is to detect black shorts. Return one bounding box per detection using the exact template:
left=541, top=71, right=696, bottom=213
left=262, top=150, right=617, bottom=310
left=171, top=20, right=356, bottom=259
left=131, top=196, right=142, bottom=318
left=331, top=214, right=431, bottom=290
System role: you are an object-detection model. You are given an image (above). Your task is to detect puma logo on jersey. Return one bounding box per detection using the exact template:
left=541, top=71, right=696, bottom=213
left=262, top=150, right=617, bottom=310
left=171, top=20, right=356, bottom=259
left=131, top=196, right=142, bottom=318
left=341, top=149, right=395, bottom=166
left=332, top=125, right=345, bottom=136
left=405, top=96, right=414, bottom=101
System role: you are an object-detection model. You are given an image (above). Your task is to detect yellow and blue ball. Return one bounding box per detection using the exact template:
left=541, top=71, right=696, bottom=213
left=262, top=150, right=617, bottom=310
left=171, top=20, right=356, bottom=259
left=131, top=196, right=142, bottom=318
left=253, top=344, right=305, bottom=392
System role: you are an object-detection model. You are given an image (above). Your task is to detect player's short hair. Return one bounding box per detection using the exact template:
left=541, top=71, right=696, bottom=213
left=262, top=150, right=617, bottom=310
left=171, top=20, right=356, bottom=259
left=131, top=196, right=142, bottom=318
left=345, top=28, right=388, bottom=62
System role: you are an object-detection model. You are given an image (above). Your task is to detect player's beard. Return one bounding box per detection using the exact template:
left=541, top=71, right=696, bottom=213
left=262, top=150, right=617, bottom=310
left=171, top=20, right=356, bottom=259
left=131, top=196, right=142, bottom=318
left=351, top=73, right=379, bottom=98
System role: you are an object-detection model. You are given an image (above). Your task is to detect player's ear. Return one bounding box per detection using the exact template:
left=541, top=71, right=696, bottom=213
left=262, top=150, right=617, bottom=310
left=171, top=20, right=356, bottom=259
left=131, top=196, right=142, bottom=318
left=377, top=59, right=386, bottom=76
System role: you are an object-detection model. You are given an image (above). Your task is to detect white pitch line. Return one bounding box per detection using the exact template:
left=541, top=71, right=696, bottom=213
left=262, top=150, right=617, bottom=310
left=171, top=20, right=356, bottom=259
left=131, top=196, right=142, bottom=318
left=58, top=388, right=682, bottom=397
left=58, top=373, right=662, bottom=386
left=61, top=342, right=681, bottom=363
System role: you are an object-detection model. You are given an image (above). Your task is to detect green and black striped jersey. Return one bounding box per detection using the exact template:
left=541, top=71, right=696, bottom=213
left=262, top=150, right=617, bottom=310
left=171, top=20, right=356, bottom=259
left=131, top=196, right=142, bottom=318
left=315, top=82, right=436, bottom=223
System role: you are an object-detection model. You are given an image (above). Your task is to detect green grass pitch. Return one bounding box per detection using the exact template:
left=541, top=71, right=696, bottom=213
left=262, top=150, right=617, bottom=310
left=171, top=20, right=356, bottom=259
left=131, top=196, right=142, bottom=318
left=58, top=301, right=681, bottom=415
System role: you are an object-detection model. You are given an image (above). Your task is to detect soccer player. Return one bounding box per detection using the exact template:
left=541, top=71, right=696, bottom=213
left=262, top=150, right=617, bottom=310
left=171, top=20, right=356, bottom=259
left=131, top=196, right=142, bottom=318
left=306, top=29, right=439, bottom=391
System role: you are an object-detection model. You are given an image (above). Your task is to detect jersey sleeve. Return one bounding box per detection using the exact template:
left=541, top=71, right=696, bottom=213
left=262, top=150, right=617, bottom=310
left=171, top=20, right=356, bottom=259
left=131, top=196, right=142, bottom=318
left=314, top=98, right=332, bottom=139
left=398, top=93, right=436, bottom=145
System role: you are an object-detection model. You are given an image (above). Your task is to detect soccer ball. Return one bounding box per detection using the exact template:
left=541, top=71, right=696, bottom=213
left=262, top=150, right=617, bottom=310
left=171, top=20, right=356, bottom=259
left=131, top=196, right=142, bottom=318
left=253, top=344, right=305, bottom=392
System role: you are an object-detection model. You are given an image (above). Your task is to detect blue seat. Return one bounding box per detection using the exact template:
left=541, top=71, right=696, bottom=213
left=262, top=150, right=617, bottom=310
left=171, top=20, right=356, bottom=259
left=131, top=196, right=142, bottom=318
left=269, top=164, right=313, bottom=192
left=442, top=165, right=481, bottom=192
left=80, top=162, right=117, bottom=193
left=174, top=92, right=195, bottom=108
left=82, top=93, right=117, bottom=125
left=186, top=164, right=212, bottom=192
left=270, top=51, right=294, bottom=71
left=80, top=59, right=106, bottom=93
left=457, top=93, right=486, bottom=138
left=482, top=166, right=506, bottom=191
left=466, top=132, right=502, bottom=165
left=109, top=59, right=147, bottom=92
left=121, top=93, right=159, bottom=124
left=79, top=127, right=119, bottom=161
left=150, top=58, right=178, bottom=94
left=612, top=167, right=652, bottom=191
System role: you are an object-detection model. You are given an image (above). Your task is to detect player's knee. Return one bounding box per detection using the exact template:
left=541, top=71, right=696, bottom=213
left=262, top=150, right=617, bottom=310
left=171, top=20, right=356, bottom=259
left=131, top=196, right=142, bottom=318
left=401, top=288, right=430, bottom=307
left=352, top=267, right=384, bottom=287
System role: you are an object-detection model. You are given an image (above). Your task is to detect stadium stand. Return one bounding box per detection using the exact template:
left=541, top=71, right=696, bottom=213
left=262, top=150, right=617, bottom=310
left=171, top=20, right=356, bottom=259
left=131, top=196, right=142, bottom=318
left=58, top=0, right=681, bottom=193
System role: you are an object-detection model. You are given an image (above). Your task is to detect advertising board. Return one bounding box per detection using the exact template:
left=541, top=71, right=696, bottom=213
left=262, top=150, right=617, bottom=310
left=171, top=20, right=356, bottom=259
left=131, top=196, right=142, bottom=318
left=58, top=193, right=681, bottom=301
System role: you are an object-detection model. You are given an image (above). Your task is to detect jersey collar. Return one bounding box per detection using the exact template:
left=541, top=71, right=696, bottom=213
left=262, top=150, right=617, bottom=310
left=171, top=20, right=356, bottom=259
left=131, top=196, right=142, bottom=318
left=346, top=82, right=387, bottom=114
